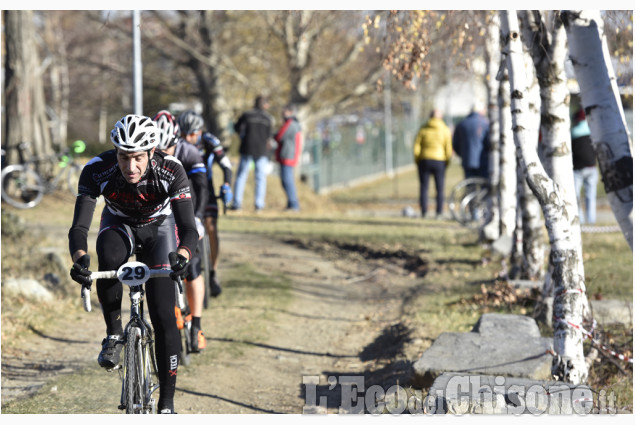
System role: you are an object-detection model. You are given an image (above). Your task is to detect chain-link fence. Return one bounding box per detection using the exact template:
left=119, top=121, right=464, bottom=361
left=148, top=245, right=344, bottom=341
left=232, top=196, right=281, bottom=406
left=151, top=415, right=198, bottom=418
left=301, top=116, right=419, bottom=193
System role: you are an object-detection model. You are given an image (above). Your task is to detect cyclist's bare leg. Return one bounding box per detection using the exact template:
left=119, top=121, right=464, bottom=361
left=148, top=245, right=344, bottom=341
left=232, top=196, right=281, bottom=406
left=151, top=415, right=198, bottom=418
left=204, top=216, right=219, bottom=271
left=184, top=276, right=204, bottom=318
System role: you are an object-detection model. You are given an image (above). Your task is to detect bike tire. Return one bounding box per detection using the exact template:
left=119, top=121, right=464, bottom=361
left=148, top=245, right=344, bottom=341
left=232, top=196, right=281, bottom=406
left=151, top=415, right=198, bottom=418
left=447, top=177, right=489, bottom=226
left=180, top=319, right=192, bottom=366
left=201, top=233, right=212, bottom=309
left=124, top=327, right=142, bottom=414
left=459, top=188, right=489, bottom=229
left=1, top=164, right=45, bottom=209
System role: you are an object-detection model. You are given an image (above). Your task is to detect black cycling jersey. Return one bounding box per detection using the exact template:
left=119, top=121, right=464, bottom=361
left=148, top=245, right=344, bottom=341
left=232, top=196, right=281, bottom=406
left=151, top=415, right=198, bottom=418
left=197, top=132, right=233, bottom=198
left=69, top=149, right=198, bottom=259
left=173, top=140, right=208, bottom=219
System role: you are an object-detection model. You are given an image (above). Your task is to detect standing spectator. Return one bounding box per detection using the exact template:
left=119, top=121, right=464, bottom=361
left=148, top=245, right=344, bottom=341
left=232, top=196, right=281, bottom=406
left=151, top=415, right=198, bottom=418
left=274, top=104, right=302, bottom=212
left=413, top=109, right=452, bottom=218
left=452, top=101, right=490, bottom=179
left=571, top=109, right=598, bottom=224
left=230, top=95, right=274, bottom=212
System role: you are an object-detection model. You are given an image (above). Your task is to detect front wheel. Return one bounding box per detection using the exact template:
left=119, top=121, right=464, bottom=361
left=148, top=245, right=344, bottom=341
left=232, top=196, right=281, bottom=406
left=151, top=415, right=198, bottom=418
left=124, top=327, right=143, bottom=414
left=1, top=164, right=45, bottom=209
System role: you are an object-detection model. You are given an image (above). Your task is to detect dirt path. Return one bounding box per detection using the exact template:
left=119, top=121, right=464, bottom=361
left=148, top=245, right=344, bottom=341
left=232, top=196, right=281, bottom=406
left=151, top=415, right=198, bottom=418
left=2, top=229, right=423, bottom=414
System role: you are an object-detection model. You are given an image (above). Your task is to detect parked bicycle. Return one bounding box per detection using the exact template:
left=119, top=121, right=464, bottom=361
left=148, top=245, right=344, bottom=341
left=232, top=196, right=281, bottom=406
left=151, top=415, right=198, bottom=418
left=1, top=140, right=86, bottom=209
left=81, top=252, right=184, bottom=414
left=447, top=177, right=490, bottom=228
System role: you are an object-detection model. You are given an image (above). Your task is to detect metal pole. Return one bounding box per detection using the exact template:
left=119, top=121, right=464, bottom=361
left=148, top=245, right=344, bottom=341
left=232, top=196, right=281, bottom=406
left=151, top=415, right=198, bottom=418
left=132, top=10, right=143, bottom=115
left=384, top=71, right=394, bottom=177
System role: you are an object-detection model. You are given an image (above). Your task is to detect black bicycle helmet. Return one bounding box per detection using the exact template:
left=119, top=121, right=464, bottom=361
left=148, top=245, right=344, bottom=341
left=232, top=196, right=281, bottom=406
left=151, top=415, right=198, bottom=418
left=177, top=110, right=205, bottom=136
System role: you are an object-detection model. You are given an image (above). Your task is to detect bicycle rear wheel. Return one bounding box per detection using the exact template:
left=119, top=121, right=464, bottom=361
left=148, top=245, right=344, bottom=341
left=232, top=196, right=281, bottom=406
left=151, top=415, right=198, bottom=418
left=201, top=233, right=212, bottom=309
left=180, top=317, right=192, bottom=366
left=1, top=164, right=45, bottom=208
left=124, top=326, right=143, bottom=414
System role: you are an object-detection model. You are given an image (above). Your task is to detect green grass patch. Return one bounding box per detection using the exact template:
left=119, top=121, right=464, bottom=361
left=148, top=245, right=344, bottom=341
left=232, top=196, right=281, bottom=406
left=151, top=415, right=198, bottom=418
left=581, top=231, right=633, bottom=299
left=1, top=365, right=121, bottom=414
left=196, top=261, right=293, bottom=360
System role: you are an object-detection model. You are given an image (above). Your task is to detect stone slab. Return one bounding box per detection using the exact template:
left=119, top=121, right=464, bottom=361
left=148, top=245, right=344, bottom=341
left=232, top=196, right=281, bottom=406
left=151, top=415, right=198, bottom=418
left=412, top=314, right=552, bottom=388
left=2, top=278, right=54, bottom=302
left=424, top=373, right=602, bottom=414
left=590, top=299, right=633, bottom=326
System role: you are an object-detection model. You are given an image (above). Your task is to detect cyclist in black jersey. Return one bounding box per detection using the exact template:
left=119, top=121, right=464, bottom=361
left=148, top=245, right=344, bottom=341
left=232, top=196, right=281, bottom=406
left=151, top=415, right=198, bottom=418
left=178, top=111, right=233, bottom=300
left=68, top=114, right=198, bottom=414
left=154, top=110, right=209, bottom=352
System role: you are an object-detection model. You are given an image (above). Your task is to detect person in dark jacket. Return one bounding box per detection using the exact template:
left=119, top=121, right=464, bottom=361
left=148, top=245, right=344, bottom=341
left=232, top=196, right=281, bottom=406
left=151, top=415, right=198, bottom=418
left=571, top=109, right=598, bottom=224
left=452, top=101, right=490, bottom=179
left=274, top=104, right=302, bottom=211
left=230, top=95, right=274, bottom=211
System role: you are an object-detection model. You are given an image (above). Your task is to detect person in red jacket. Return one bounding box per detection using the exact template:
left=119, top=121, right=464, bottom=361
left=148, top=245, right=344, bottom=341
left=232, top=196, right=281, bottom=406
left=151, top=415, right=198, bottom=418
left=274, top=104, right=302, bottom=212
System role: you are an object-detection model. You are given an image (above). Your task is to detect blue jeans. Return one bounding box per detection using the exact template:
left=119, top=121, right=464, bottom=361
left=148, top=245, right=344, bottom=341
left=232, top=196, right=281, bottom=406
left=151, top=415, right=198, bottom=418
left=573, top=166, right=598, bottom=224
left=280, top=164, right=299, bottom=210
left=232, top=155, right=268, bottom=210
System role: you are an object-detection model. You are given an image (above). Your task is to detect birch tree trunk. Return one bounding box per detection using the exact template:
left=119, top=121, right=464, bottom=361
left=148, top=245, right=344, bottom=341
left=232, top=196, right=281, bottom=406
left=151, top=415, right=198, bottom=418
left=562, top=10, right=633, bottom=249
left=498, top=69, right=517, bottom=239
left=482, top=12, right=502, bottom=242
left=501, top=10, right=589, bottom=384
left=519, top=37, right=546, bottom=281
left=519, top=11, right=586, bottom=324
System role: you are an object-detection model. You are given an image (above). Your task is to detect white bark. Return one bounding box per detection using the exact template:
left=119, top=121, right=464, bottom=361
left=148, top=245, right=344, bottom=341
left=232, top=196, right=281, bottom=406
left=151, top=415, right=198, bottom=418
left=498, top=69, right=517, bottom=238
left=563, top=10, right=633, bottom=249
left=519, top=11, right=587, bottom=324
left=520, top=37, right=546, bottom=281
left=482, top=13, right=502, bottom=242
left=501, top=10, right=588, bottom=384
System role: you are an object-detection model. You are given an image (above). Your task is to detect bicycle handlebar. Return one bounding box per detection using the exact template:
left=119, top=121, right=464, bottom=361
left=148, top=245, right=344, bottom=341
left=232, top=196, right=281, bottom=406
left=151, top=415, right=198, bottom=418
left=81, top=264, right=178, bottom=313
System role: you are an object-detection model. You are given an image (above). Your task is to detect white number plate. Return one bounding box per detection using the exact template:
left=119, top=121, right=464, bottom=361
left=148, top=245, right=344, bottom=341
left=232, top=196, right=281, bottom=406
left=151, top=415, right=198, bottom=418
left=117, top=261, right=150, bottom=287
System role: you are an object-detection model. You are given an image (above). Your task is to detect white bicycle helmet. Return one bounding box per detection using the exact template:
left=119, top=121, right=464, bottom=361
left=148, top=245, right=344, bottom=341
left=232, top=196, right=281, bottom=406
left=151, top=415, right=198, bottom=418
left=177, top=110, right=205, bottom=136
left=152, top=110, right=180, bottom=150
left=110, top=114, right=160, bottom=152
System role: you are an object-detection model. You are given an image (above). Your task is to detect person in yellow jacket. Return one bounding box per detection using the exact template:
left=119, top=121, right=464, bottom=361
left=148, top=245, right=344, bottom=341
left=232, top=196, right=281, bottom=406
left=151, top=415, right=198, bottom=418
left=413, top=109, right=452, bottom=218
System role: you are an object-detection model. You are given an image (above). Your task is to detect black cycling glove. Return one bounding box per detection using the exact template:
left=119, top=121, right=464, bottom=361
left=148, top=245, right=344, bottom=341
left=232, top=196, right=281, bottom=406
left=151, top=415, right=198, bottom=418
left=70, top=254, right=92, bottom=287
left=168, top=252, right=189, bottom=280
